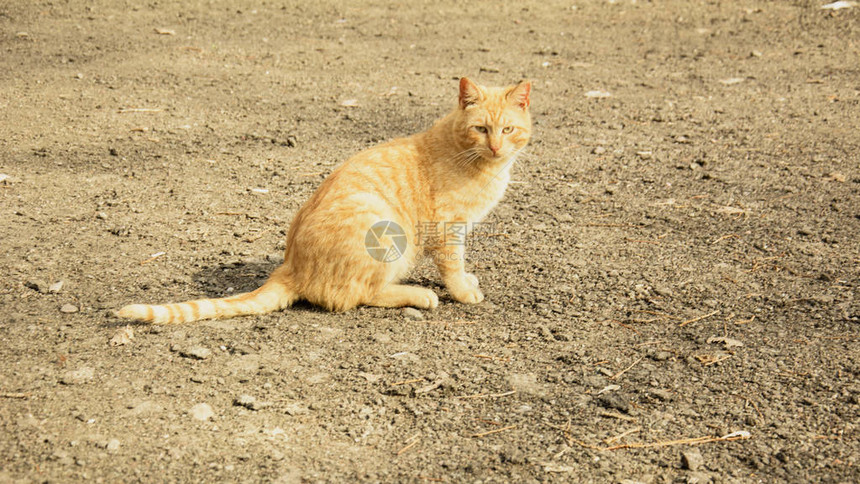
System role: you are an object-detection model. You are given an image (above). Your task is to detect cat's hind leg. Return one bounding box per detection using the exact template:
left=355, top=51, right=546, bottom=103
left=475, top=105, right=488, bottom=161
left=366, top=284, right=439, bottom=309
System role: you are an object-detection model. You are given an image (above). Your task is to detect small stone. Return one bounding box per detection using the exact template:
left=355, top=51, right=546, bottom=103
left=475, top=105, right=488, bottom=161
left=371, top=332, right=392, bottom=343
left=180, top=347, right=212, bottom=360
left=60, top=304, right=79, bottom=314
left=109, top=326, right=134, bottom=346
left=125, top=400, right=162, bottom=416
left=60, top=367, right=95, bottom=385
left=284, top=402, right=310, bottom=416
left=706, top=336, right=744, bottom=349
left=828, top=172, right=846, bottom=182
left=189, top=403, right=214, bottom=421
left=48, top=281, right=65, bottom=293
left=592, top=146, right=607, bottom=155
left=234, top=394, right=257, bottom=409
left=686, top=472, right=712, bottom=484
left=636, top=150, right=654, bottom=160
left=24, top=279, right=48, bottom=293
left=653, top=285, right=673, bottom=297
left=538, top=325, right=556, bottom=341
left=103, top=439, right=120, bottom=452
left=401, top=307, right=424, bottom=320
left=229, top=344, right=255, bottom=355
left=682, top=449, right=704, bottom=471
left=649, top=389, right=674, bottom=402
left=652, top=351, right=672, bottom=361
left=597, top=392, right=630, bottom=413
left=507, top=373, right=545, bottom=397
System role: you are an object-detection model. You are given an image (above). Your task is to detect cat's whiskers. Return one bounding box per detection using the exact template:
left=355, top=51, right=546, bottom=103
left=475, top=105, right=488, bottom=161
left=445, top=146, right=483, bottom=169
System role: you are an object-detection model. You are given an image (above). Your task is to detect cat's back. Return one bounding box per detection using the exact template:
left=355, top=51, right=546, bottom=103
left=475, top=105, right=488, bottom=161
left=292, top=135, right=427, bottom=225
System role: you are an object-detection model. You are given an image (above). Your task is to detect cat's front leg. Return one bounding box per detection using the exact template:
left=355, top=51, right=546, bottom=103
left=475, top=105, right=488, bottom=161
left=434, top=243, right=484, bottom=304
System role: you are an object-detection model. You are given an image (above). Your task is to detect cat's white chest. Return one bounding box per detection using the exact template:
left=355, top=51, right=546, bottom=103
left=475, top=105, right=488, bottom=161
left=467, top=160, right=514, bottom=223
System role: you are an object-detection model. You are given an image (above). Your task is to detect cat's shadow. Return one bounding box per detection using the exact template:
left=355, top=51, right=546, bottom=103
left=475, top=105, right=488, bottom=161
left=189, top=258, right=441, bottom=315
left=188, top=259, right=323, bottom=314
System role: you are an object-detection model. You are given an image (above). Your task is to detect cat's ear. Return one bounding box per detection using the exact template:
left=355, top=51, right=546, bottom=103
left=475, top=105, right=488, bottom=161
left=458, top=77, right=483, bottom=109
left=506, top=80, right=531, bottom=110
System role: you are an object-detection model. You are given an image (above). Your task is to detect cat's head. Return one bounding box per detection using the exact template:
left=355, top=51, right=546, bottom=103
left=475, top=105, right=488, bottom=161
left=455, top=77, right=532, bottom=162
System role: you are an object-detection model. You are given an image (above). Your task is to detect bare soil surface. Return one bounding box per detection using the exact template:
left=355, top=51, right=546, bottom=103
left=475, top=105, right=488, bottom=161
left=1, top=1, right=858, bottom=483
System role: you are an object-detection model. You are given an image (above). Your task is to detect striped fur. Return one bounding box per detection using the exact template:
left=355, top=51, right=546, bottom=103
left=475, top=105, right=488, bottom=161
left=117, top=78, right=532, bottom=324
left=116, top=278, right=297, bottom=324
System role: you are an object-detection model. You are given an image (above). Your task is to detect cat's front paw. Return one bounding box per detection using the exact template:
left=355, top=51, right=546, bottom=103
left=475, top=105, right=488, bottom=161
left=465, top=272, right=480, bottom=288
left=450, top=285, right=485, bottom=304
left=418, top=289, right=440, bottom=309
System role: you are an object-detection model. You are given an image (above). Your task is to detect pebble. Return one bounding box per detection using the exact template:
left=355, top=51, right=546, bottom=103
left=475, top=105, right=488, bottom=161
left=372, top=332, right=392, bottom=343
left=682, top=449, right=704, bottom=471
left=125, top=400, right=162, bottom=416
left=60, top=303, right=79, bottom=314
left=48, top=281, right=64, bottom=293
left=24, top=279, right=48, bottom=293
left=651, top=350, right=672, bottom=361
left=189, top=403, right=214, bottom=421
left=538, top=325, right=556, bottom=341
left=284, top=402, right=309, bottom=416
left=234, top=394, right=271, bottom=411
left=180, top=347, right=212, bottom=360
left=597, top=392, right=630, bottom=413
left=100, top=439, right=120, bottom=452
left=234, top=394, right=256, bottom=408
left=401, top=307, right=424, bottom=320
left=507, top=373, right=544, bottom=397
left=60, top=367, right=94, bottom=385
left=649, top=389, right=674, bottom=402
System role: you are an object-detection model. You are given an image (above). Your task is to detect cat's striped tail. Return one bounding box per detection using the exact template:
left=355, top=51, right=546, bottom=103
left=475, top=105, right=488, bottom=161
left=116, top=278, right=297, bottom=324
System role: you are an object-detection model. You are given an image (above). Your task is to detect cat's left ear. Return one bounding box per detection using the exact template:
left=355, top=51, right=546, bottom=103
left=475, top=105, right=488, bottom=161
left=506, top=80, right=531, bottom=110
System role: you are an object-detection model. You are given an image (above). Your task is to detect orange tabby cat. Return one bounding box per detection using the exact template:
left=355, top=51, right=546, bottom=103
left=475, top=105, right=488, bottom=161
left=118, top=77, right=532, bottom=323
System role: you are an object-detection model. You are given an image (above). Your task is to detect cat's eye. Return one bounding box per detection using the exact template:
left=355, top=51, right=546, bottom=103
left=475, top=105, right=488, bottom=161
left=502, top=126, right=514, bottom=134
left=474, top=126, right=488, bottom=134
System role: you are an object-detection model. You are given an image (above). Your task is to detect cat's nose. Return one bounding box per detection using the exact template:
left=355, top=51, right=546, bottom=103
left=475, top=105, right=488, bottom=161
left=489, top=145, right=500, bottom=156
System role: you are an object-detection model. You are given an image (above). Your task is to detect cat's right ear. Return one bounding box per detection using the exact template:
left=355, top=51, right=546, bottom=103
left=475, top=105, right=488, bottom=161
left=458, top=77, right=482, bottom=109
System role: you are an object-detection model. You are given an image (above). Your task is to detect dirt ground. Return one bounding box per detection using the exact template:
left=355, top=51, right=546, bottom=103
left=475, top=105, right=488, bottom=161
left=1, top=1, right=858, bottom=482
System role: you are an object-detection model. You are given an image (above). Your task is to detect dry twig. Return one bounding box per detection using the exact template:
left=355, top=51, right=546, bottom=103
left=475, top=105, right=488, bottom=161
left=471, top=425, right=516, bottom=438
left=610, top=356, right=644, bottom=380
left=390, top=378, right=423, bottom=387
left=139, top=251, right=166, bottom=265
left=679, top=310, right=719, bottom=327
left=605, top=426, right=642, bottom=444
